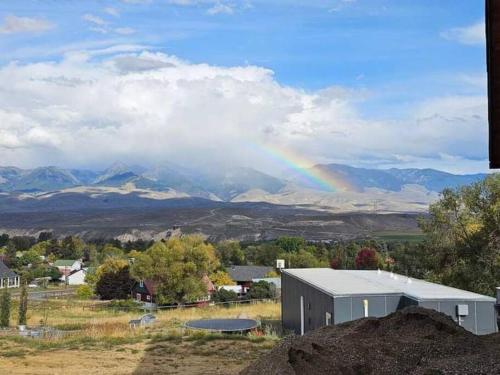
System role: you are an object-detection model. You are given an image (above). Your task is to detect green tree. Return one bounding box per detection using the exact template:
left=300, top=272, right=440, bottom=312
left=61, top=236, right=85, bottom=259
left=243, top=243, right=282, bottom=266
left=246, top=280, right=275, bottom=299
left=95, top=258, right=134, bottom=300
left=0, top=289, right=11, bottom=328
left=281, top=249, right=328, bottom=268
left=98, top=244, right=125, bottom=263
left=275, top=237, right=306, bottom=253
left=215, top=241, right=245, bottom=266
left=419, top=174, right=500, bottom=295
left=131, top=235, right=219, bottom=304
left=18, top=282, right=28, bottom=326
left=212, top=288, right=239, bottom=305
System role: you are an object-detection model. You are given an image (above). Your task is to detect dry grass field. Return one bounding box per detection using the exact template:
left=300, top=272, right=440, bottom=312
left=0, top=299, right=281, bottom=375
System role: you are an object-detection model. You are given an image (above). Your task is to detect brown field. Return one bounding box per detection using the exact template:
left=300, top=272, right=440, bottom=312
left=0, top=299, right=281, bottom=375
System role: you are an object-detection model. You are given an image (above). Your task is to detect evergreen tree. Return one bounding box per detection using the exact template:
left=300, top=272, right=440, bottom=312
left=18, top=282, right=28, bottom=326
left=0, top=289, right=11, bottom=328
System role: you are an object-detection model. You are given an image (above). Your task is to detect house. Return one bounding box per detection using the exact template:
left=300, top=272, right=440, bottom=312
left=60, top=268, right=89, bottom=285
left=219, top=285, right=249, bottom=297
left=282, top=268, right=498, bottom=335
left=227, top=265, right=273, bottom=294
left=53, top=260, right=82, bottom=277
left=0, top=260, right=20, bottom=289
left=132, top=275, right=216, bottom=305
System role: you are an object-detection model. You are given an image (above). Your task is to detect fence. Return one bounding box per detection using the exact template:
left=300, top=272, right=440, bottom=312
left=84, top=297, right=280, bottom=312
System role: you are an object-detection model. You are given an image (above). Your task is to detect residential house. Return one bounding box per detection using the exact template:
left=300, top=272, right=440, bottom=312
left=61, top=268, right=90, bottom=285
left=0, top=260, right=20, bottom=289
left=53, top=260, right=82, bottom=277
left=132, top=275, right=215, bottom=305
left=227, top=265, right=273, bottom=294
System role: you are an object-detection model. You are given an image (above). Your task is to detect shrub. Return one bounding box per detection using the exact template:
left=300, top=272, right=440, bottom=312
left=76, top=284, right=94, bottom=300
left=212, top=288, right=239, bottom=304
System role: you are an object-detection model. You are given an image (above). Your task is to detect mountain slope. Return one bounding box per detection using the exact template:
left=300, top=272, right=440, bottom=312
left=288, top=164, right=488, bottom=193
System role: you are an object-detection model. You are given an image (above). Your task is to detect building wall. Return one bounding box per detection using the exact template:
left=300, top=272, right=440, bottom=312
left=282, top=273, right=497, bottom=335
left=67, top=270, right=86, bottom=285
left=333, top=294, right=402, bottom=324
left=282, top=273, right=333, bottom=334
left=417, top=300, right=497, bottom=335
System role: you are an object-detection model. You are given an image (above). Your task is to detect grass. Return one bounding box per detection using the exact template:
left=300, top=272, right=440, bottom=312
left=0, top=299, right=281, bottom=374
left=374, top=231, right=426, bottom=243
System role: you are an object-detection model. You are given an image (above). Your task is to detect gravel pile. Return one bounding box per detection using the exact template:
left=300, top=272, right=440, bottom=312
left=241, top=307, right=500, bottom=375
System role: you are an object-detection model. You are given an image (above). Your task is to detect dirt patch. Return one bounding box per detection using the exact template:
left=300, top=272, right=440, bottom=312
left=241, top=307, right=500, bottom=375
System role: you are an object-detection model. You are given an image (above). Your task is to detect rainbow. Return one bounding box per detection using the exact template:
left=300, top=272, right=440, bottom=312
left=253, top=143, right=354, bottom=192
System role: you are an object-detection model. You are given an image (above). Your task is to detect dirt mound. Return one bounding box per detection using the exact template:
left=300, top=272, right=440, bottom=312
left=241, top=307, right=500, bottom=375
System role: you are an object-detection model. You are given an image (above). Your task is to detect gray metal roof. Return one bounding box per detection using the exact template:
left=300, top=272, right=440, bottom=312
left=283, top=268, right=496, bottom=302
left=0, top=260, right=17, bottom=279
left=227, top=266, right=273, bottom=282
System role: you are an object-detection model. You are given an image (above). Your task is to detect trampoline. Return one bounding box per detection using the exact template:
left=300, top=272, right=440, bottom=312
left=184, top=318, right=259, bottom=333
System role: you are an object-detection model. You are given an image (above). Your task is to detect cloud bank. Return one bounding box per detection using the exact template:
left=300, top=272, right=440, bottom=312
left=0, top=50, right=488, bottom=173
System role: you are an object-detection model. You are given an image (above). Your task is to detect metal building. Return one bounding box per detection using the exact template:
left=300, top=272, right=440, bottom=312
left=282, top=268, right=498, bottom=335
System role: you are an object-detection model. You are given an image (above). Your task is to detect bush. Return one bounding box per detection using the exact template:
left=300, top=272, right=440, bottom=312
left=76, top=284, right=94, bottom=300
left=212, top=288, right=239, bottom=304
left=246, top=280, right=275, bottom=300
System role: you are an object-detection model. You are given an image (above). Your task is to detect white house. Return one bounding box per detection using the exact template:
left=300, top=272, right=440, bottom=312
left=53, top=260, right=82, bottom=277
left=60, top=268, right=89, bottom=285
left=0, top=260, right=20, bottom=289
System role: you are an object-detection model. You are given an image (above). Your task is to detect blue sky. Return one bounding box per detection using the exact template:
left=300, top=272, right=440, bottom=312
left=0, top=0, right=489, bottom=173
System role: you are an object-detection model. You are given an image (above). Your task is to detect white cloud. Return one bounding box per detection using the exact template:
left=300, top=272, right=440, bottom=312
left=82, top=14, right=107, bottom=26
left=121, top=0, right=152, bottom=4
left=104, top=7, right=120, bottom=17
left=0, top=50, right=488, bottom=172
left=207, top=2, right=234, bottom=15
left=0, top=15, right=54, bottom=34
left=114, top=27, right=136, bottom=35
left=441, top=21, right=485, bottom=45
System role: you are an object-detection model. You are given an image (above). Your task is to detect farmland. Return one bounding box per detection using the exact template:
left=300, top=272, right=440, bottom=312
left=0, top=299, right=280, bottom=375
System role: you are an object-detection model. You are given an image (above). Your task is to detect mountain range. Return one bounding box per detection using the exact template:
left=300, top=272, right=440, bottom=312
left=0, top=162, right=489, bottom=240
left=0, top=162, right=487, bottom=196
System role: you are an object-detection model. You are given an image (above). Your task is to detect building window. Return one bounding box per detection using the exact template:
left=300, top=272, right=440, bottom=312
left=139, top=280, right=144, bottom=288
left=136, top=293, right=142, bottom=302
left=146, top=295, right=151, bottom=301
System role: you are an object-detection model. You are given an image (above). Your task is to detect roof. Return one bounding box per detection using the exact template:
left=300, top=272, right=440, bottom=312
left=252, top=277, right=281, bottom=288
left=202, top=275, right=215, bottom=293
left=53, top=260, right=79, bottom=267
left=227, top=266, right=273, bottom=282
left=283, top=269, right=496, bottom=302
left=0, top=260, right=17, bottom=278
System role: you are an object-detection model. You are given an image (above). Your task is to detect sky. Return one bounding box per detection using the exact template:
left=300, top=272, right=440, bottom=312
left=0, top=0, right=489, bottom=174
